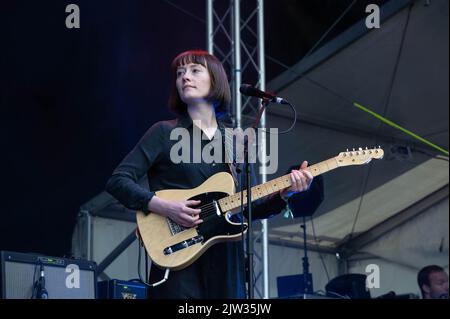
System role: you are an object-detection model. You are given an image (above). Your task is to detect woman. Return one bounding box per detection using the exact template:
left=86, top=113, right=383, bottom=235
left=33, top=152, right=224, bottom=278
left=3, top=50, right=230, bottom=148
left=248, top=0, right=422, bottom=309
left=106, top=50, right=313, bottom=298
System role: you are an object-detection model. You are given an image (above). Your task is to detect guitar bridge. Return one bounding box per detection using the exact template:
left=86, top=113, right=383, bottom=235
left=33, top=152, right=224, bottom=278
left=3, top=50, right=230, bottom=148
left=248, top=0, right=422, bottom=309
left=167, top=218, right=187, bottom=235
left=163, top=235, right=204, bottom=255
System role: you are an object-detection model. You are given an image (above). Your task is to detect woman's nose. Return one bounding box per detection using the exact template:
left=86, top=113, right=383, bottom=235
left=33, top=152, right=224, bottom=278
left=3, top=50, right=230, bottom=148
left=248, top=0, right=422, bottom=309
left=182, top=71, right=192, bottom=81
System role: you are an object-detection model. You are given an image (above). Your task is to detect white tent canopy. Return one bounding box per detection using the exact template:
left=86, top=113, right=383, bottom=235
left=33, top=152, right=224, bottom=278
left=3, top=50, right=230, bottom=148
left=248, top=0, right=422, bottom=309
left=261, top=0, right=449, bottom=297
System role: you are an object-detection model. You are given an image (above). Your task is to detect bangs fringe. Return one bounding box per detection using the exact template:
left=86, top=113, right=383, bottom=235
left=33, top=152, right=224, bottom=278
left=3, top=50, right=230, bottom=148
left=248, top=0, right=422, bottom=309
left=172, top=51, right=208, bottom=69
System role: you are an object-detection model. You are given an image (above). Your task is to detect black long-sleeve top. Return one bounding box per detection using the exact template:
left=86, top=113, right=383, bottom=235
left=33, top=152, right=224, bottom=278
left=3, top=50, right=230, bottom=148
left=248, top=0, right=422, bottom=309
left=106, top=113, right=287, bottom=299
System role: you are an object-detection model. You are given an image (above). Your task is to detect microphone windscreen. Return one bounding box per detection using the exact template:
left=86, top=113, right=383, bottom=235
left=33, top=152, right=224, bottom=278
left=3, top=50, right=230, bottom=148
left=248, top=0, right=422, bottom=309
left=239, top=84, right=253, bottom=95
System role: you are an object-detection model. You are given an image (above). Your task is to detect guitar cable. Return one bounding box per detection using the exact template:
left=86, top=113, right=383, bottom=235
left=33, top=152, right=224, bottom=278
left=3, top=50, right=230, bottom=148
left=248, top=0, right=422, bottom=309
left=137, top=237, right=170, bottom=288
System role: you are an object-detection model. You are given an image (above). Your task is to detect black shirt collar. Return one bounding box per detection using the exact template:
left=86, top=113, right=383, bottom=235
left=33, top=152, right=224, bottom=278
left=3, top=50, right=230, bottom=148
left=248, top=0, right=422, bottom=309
left=176, top=112, right=228, bottom=131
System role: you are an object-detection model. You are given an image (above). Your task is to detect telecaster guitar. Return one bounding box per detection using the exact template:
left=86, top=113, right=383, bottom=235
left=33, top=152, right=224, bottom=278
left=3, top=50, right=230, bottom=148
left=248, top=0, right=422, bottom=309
left=136, top=147, right=384, bottom=270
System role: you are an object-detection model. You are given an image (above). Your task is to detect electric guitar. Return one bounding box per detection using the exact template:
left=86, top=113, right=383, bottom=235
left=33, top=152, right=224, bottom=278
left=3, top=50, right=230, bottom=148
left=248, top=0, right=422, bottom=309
left=136, top=147, right=384, bottom=271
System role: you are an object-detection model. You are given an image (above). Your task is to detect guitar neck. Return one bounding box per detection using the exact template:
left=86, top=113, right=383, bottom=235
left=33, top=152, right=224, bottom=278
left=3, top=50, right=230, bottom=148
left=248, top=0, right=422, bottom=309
left=218, top=157, right=339, bottom=212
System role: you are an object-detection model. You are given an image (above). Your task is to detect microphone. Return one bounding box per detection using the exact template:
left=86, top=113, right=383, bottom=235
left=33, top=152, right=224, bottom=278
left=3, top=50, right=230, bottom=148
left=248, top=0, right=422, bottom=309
left=239, top=84, right=288, bottom=104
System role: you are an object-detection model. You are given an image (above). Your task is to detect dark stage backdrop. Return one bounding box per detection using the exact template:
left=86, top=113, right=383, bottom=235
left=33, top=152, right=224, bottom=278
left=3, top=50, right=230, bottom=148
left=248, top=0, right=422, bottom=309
left=0, top=0, right=205, bottom=256
left=0, top=0, right=386, bottom=257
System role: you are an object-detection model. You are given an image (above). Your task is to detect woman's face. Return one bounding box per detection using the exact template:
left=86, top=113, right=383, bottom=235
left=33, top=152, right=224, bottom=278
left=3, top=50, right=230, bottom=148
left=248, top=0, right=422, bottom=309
left=176, top=63, right=212, bottom=106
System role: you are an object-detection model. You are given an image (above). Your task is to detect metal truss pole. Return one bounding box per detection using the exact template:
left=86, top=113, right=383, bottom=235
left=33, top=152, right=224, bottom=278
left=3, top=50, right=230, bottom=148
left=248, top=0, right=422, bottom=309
left=207, top=0, right=214, bottom=54
left=207, top=0, right=269, bottom=299
left=256, top=0, right=269, bottom=300
left=233, top=0, right=242, bottom=128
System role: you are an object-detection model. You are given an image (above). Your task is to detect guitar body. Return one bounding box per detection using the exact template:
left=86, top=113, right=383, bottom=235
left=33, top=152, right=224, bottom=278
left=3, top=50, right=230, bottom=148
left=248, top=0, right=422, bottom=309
left=136, top=172, right=247, bottom=271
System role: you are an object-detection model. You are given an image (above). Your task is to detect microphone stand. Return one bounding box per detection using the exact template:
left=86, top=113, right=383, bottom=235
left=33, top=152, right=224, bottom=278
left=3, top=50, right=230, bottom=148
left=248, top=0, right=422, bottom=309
left=300, top=215, right=313, bottom=297
left=243, top=98, right=269, bottom=299
left=244, top=134, right=253, bottom=299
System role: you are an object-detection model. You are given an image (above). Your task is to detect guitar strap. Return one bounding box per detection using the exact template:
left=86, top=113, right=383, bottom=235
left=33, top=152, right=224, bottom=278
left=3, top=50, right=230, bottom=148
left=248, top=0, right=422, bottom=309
left=219, top=124, right=239, bottom=189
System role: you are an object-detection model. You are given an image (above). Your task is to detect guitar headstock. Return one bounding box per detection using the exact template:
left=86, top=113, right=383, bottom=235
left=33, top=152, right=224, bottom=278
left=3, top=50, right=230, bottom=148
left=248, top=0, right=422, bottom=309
left=336, top=147, right=384, bottom=167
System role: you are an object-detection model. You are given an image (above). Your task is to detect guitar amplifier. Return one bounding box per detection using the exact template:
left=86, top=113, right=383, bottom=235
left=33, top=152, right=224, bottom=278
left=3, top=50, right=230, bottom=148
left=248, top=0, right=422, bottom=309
left=0, top=250, right=97, bottom=299
left=97, top=279, right=148, bottom=299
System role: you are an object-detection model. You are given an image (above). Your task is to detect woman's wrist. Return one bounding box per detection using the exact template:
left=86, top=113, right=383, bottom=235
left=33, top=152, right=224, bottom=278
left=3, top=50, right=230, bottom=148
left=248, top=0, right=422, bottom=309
left=148, top=196, right=167, bottom=216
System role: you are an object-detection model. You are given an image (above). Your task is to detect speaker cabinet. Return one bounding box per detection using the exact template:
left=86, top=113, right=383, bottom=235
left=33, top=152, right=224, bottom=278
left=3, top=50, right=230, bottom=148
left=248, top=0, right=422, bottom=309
left=0, top=251, right=97, bottom=299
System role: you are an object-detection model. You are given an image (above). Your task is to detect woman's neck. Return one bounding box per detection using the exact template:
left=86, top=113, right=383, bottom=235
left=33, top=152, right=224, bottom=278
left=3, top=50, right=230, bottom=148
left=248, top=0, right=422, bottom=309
left=187, top=102, right=217, bottom=129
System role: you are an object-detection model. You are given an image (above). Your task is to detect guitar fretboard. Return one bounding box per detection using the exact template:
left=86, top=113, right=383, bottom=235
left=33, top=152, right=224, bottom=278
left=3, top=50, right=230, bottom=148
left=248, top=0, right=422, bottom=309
left=218, top=157, right=339, bottom=212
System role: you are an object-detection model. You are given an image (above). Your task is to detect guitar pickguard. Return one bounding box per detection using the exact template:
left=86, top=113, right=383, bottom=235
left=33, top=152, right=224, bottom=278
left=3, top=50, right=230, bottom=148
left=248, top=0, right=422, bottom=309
left=187, top=192, right=245, bottom=242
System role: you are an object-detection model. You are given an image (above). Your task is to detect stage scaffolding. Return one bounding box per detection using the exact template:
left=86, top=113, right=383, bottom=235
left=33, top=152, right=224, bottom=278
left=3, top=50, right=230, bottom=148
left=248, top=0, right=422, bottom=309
left=207, top=0, right=269, bottom=299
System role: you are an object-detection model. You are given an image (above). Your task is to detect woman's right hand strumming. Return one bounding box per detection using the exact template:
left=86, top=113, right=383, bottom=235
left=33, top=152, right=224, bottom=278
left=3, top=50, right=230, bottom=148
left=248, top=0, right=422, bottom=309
left=148, top=197, right=203, bottom=228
